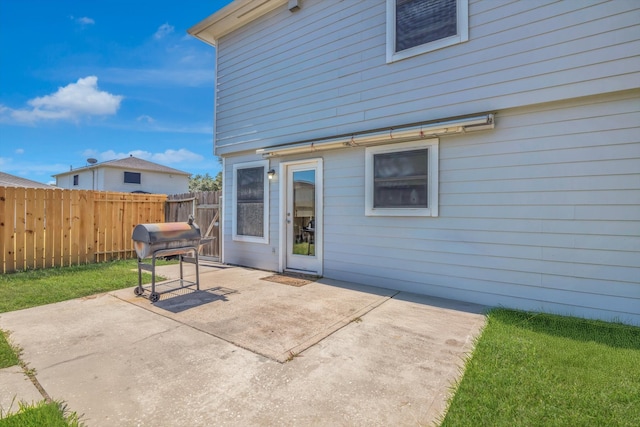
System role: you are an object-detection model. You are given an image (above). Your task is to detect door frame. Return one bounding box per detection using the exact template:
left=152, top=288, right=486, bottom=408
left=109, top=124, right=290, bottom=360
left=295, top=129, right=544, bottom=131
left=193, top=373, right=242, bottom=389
left=278, top=158, right=323, bottom=275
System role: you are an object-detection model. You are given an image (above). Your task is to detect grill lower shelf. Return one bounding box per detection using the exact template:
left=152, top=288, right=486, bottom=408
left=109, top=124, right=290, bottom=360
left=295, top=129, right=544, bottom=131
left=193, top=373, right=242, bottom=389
left=134, top=246, right=200, bottom=302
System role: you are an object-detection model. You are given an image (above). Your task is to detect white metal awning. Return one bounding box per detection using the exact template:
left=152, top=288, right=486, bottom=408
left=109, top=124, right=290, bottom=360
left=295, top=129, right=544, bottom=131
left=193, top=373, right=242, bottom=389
left=257, top=113, right=494, bottom=158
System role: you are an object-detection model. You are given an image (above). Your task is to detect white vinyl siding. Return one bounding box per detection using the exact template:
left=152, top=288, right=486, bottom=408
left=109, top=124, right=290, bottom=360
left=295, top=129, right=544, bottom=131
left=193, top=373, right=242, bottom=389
left=55, top=168, right=188, bottom=194
left=213, top=0, right=639, bottom=155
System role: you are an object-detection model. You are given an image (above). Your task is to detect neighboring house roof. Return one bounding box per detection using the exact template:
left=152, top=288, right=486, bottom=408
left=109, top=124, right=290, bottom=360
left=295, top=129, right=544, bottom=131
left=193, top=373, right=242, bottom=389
left=0, top=171, right=57, bottom=189
left=52, top=156, right=191, bottom=178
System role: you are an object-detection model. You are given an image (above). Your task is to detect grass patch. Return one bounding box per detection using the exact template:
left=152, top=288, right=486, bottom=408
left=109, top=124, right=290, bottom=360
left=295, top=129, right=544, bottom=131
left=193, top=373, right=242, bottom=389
left=0, top=259, right=170, bottom=313
left=292, top=242, right=314, bottom=255
left=0, top=331, right=20, bottom=369
left=441, top=308, right=640, bottom=426
left=0, top=400, right=83, bottom=426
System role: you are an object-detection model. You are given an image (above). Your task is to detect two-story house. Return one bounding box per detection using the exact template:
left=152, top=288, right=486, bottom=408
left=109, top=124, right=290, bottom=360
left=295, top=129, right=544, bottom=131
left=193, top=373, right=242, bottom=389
left=190, top=0, right=640, bottom=324
left=53, top=155, right=190, bottom=194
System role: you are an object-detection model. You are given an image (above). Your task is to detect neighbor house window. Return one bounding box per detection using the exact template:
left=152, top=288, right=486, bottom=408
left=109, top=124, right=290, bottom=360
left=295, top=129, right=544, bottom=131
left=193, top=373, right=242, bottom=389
left=73, top=175, right=79, bottom=186
left=232, top=160, right=269, bottom=243
left=365, top=139, right=439, bottom=216
left=124, top=171, right=141, bottom=184
left=387, top=0, right=469, bottom=62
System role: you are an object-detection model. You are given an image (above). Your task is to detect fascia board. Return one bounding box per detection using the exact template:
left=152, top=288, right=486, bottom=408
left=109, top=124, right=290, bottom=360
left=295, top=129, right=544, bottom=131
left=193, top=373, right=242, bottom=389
left=188, top=0, right=287, bottom=46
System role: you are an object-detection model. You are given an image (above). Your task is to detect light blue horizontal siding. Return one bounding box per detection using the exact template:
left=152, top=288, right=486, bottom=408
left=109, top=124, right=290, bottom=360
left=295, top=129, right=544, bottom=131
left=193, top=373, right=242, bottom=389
left=213, top=0, right=640, bottom=154
left=318, top=93, right=640, bottom=324
left=213, top=1, right=640, bottom=324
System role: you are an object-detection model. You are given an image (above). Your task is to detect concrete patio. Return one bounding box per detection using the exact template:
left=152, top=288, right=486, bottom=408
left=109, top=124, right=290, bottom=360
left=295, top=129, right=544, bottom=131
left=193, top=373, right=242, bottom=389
left=0, top=263, right=486, bottom=426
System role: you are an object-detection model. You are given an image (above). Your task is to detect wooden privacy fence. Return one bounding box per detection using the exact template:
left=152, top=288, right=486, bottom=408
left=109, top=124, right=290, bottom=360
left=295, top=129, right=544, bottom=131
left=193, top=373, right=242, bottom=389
left=0, top=186, right=166, bottom=274
left=166, top=191, right=221, bottom=260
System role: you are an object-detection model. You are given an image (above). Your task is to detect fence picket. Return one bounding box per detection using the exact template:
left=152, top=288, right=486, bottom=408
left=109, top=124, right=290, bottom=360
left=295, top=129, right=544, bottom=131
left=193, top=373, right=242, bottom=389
left=24, top=188, right=36, bottom=270
left=77, top=191, right=86, bottom=264
left=43, top=189, right=53, bottom=269
left=50, top=189, right=62, bottom=268
left=84, top=191, right=95, bottom=263
left=14, top=188, right=26, bottom=271
left=34, top=189, right=46, bottom=269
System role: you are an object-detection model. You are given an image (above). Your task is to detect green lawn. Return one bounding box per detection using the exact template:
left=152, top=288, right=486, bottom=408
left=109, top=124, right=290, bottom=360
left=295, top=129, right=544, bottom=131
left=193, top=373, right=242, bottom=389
left=0, top=259, right=168, bottom=313
left=292, top=242, right=314, bottom=255
left=441, top=308, right=640, bottom=426
left=0, top=400, right=82, bottom=427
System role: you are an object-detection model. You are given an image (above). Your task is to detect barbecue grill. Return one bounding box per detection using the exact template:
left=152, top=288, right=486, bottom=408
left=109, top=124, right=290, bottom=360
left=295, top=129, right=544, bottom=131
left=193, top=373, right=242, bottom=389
left=132, top=216, right=204, bottom=302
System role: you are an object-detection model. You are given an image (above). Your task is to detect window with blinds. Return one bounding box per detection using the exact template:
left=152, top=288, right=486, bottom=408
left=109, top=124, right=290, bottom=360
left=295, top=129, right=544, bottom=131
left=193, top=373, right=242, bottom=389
left=365, top=139, right=439, bottom=217
left=387, top=0, right=468, bottom=62
left=232, top=160, right=270, bottom=243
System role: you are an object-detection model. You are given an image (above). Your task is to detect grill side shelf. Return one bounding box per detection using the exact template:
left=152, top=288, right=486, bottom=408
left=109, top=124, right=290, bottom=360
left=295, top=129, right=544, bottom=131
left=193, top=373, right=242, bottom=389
left=138, top=262, right=153, bottom=272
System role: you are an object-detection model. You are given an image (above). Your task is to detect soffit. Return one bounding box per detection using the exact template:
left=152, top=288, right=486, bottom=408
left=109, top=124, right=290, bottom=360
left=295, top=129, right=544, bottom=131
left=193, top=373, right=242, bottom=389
left=188, top=0, right=288, bottom=46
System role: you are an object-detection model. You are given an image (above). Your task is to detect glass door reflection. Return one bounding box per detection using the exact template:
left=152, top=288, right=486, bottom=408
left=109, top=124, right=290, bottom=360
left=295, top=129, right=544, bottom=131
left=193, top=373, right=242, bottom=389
left=292, top=170, right=315, bottom=257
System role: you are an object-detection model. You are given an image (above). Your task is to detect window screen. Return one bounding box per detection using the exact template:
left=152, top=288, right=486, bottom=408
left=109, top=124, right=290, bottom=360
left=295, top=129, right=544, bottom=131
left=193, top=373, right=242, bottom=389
left=396, top=0, right=457, bottom=52
left=236, top=166, right=265, bottom=237
left=373, top=149, right=428, bottom=208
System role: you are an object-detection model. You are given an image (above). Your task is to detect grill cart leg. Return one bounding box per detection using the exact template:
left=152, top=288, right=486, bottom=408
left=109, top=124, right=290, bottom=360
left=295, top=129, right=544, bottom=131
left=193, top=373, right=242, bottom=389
left=195, top=251, right=200, bottom=290
left=135, top=258, right=145, bottom=296
left=150, top=254, right=158, bottom=302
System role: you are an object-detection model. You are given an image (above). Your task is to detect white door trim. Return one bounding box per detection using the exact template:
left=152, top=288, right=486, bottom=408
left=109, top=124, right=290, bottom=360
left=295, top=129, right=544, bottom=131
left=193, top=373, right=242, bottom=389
left=278, top=158, right=323, bottom=275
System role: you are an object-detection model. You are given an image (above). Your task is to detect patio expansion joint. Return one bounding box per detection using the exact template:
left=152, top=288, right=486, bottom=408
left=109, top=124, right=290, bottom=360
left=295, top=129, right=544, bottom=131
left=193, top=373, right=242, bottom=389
left=283, top=290, right=401, bottom=361
left=111, top=289, right=402, bottom=364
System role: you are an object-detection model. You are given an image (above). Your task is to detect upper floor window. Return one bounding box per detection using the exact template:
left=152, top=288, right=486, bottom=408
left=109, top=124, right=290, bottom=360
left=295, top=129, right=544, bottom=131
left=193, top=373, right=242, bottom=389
left=387, top=0, right=468, bottom=63
left=124, top=171, right=141, bottom=184
left=73, top=175, right=79, bottom=186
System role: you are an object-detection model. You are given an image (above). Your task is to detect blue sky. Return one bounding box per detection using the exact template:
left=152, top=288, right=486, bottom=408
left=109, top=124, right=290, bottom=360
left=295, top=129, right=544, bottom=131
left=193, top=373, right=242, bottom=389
left=0, top=0, right=233, bottom=185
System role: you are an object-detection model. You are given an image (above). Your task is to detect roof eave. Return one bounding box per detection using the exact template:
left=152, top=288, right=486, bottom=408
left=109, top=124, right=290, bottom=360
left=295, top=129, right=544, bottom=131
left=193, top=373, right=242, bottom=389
left=53, top=164, right=190, bottom=178
left=188, top=0, right=287, bottom=46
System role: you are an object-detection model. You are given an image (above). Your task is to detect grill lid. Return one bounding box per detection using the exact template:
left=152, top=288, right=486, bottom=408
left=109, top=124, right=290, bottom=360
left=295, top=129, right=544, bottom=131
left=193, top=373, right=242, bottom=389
left=132, top=221, right=201, bottom=244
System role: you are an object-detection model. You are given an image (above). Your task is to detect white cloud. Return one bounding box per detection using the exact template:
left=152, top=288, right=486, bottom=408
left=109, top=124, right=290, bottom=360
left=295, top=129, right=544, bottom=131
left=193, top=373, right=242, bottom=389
left=15, top=148, right=25, bottom=154
left=136, top=115, right=155, bottom=123
left=69, top=15, right=95, bottom=27
left=152, top=149, right=203, bottom=164
left=2, top=76, right=123, bottom=124
left=154, top=23, right=174, bottom=40
left=77, top=17, right=95, bottom=25
left=83, top=148, right=203, bottom=165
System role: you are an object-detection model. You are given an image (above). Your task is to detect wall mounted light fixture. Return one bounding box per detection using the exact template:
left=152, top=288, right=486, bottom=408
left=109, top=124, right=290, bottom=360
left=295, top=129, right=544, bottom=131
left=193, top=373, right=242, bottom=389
left=267, top=169, right=276, bottom=180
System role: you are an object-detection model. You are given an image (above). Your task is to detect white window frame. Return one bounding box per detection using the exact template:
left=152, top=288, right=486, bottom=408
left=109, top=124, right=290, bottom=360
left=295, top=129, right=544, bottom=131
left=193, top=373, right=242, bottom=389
left=365, top=139, right=439, bottom=217
left=232, top=160, right=269, bottom=244
left=386, top=0, right=469, bottom=63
